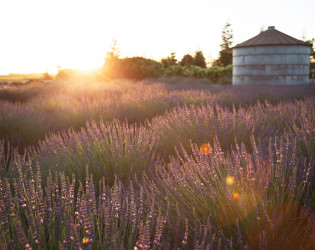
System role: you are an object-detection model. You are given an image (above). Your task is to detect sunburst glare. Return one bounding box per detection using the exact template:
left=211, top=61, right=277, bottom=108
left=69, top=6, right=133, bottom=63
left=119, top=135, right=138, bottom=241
left=226, top=176, right=235, bottom=186
left=233, top=193, right=240, bottom=199
left=200, top=143, right=211, bottom=155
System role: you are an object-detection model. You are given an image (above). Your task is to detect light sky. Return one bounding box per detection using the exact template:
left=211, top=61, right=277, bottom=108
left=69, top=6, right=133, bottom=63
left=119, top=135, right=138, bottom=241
left=0, top=0, right=314, bottom=74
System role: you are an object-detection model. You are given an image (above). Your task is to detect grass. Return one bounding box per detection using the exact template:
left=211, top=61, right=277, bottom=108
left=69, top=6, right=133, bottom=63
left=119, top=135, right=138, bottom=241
left=0, top=78, right=314, bottom=249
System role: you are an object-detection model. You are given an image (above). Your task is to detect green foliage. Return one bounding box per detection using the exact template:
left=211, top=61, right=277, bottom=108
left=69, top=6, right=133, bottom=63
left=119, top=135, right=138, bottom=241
left=180, top=54, right=194, bottom=66
left=222, top=64, right=233, bottom=76
left=99, top=46, right=233, bottom=82
left=162, top=63, right=232, bottom=83
left=206, top=65, right=232, bottom=83
left=193, top=50, right=207, bottom=68
left=214, top=22, right=233, bottom=66
left=167, top=51, right=206, bottom=68
left=161, top=52, right=177, bottom=68
left=206, top=66, right=223, bottom=82
left=306, top=38, right=315, bottom=63
left=305, top=38, right=315, bottom=78
left=164, top=64, right=184, bottom=76
left=183, top=65, right=207, bottom=78
left=217, top=48, right=233, bottom=67
left=104, top=57, right=164, bottom=80
left=103, top=40, right=165, bottom=80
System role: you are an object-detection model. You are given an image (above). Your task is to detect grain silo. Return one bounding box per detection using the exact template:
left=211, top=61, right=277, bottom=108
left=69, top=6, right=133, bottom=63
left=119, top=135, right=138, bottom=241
left=233, top=26, right=311, bottom=85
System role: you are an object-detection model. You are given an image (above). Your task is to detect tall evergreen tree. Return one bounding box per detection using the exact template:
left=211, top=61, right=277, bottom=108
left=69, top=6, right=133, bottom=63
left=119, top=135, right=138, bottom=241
left=180, top=54, right=194, bottom=66
left=214, top=22, right=233, bottom=66
left=307, top=38, right=315, bottom=63
left=105, top=39, right=120, bottom=63
left=193, top=51, right=206, bottom=68
left=161, top=52, right=177, bottom=68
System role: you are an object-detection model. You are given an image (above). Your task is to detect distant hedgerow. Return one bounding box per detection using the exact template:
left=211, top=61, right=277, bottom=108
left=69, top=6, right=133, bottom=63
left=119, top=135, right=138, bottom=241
left=104, top=57, right=164, bottom=80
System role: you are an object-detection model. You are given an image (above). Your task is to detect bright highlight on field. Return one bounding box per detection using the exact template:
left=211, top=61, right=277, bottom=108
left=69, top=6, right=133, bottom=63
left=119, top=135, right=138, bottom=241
left=226, top=176, right=235, bottom=186
left=233, top=193, right=240, bottom=199
left=200, top=143, right=211, bottom=155
left=82, top=237, right=90, bottom=244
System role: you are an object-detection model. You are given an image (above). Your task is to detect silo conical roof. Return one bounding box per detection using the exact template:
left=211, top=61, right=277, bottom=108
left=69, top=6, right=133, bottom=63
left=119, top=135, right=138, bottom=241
left=234, top=26, right=311, bottom=48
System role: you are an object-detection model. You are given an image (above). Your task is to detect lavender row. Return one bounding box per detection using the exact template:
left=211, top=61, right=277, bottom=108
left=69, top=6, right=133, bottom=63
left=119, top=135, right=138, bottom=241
left=0, top=131, right=314, bottom=249
left=0, top=81, right=314, bottom=151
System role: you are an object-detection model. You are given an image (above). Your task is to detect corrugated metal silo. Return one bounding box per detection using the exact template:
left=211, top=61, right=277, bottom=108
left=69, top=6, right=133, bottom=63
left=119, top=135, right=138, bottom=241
left=233, top=26, right=311, bottom=85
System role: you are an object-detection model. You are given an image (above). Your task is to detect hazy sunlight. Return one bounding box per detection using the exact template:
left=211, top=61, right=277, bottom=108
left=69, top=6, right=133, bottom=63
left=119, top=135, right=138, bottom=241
left=0, top=0, right=314, bottom=74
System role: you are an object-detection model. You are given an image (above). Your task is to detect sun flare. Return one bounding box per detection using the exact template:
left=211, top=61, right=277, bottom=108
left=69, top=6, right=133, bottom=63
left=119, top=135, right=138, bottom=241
left=233, top=193, right=240, bottom=199
left=200, top=143, right=211, bottom=155
left=226, top=176, right=235, bottom=186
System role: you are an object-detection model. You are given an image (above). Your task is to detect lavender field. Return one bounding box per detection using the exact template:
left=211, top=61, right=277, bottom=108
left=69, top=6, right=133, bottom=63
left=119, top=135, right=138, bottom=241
left=0, top=80, right=315, bottom=249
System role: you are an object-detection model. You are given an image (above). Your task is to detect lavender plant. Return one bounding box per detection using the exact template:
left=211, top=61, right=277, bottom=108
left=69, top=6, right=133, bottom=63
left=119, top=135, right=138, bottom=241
left=32, top=120, right=158, bottom=185
left=150, top=135, right=314, bottom=249
left=0, top=80, right=314, bottom=249
left=150, top=97, right=315, bottom=160
left=0, top=81, right=314, bottom=151
left=0, top=157, right=230, bottom=249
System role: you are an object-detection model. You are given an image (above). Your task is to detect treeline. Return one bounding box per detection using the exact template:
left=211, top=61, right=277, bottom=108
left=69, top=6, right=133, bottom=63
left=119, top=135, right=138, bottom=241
left=54, top=56, right=233, bottom=84
left=56, top=23, right=235, bottom=83
left=99, top=52, right=232, bottom=83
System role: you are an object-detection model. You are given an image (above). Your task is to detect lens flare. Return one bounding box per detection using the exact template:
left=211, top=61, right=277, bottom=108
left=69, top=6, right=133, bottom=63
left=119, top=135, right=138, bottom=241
left=82, top=237, right=90, bottom=244
left=226, top=176, right=235, bottom=186
left=233, top=193, right=240, bottom=199
left=200, top=143, right=211, bottom=155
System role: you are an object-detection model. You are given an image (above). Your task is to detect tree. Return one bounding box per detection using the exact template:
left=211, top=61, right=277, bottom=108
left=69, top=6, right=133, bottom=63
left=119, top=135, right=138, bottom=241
left=307, top=38, right=315, bottom=63
left=306, top=38, right=315, bottom=79
left=214, top=22, right=233, bottom=66
left=180, top=54, right=194, bottom=66
left=104, top=57, right=164, bottom=80
left=105, top=39, right=120, bottom=63
left=193, top=51, right=206, bottom=68
left=161, top=52, right=177, bottom=68
left=42, top=72, right=53, bottom=80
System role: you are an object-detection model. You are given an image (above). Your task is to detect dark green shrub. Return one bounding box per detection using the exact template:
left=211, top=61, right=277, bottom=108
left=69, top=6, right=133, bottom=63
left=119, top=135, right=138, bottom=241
left=183, top=65, right=207, bottom=78
left=164, top=64, right=184, bottom=76
left=104, top=57, right=164, bottom=80
left=207, top=66, right=223, bottom=82
left=180, top=54, right=194, bottom=66
left=206, top=65, right=232, bottom=83
left=161, top=52, right=177, bottom=68
left=193, top=50, right=207, bottom=68
left=222, top=64, right=233, bottom=77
